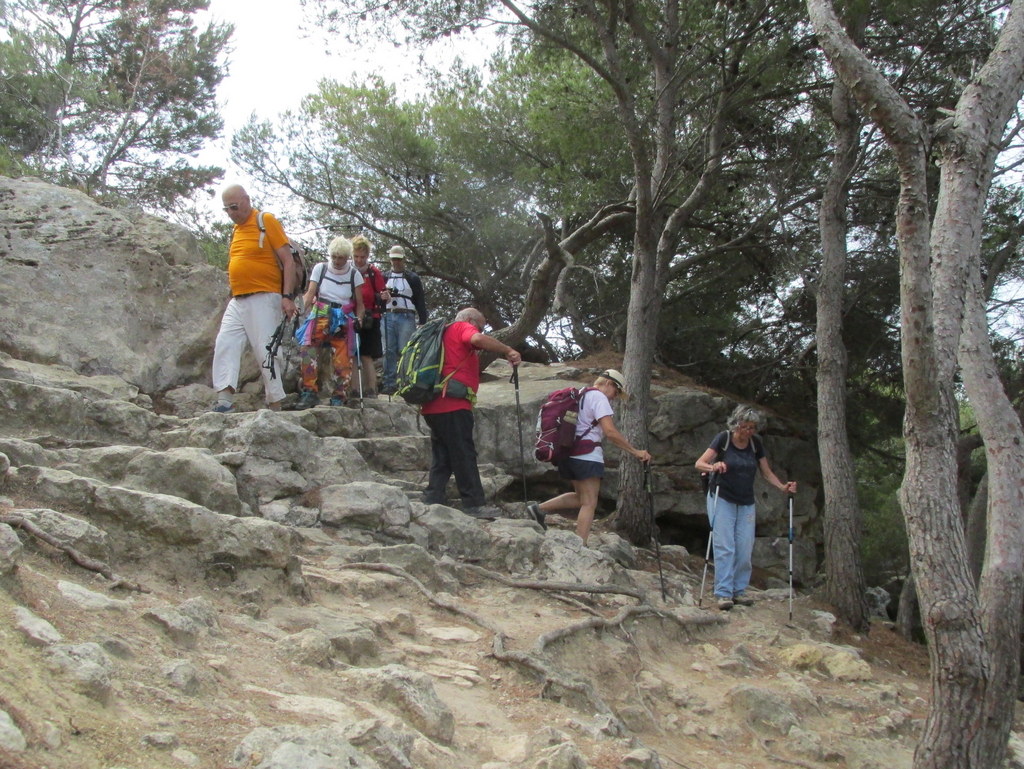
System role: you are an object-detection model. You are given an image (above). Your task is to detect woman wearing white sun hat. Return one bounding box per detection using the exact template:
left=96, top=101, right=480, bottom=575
left=528, top=369, right=651, bottom=544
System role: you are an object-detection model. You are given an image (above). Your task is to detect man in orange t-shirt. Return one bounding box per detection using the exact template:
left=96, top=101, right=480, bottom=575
left=421, top=307, right=521, bottom=517
left=210, top=185, right=298, bottom=412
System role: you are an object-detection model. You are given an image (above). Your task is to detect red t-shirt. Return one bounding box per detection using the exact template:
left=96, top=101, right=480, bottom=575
left=359, top=265, right=386, bottom=318
left=421, top=321, right=480, bottom=415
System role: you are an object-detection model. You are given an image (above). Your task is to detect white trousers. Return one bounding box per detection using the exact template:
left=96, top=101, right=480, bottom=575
left=212, top=292, right=286, bottom=403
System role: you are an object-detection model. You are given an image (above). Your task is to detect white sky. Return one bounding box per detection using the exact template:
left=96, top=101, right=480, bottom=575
left=199, top=0, right=358, bottom=206
left=198, top=0, right=496, bottom=223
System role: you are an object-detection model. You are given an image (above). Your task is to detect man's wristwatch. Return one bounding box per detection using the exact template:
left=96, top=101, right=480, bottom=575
left=283, top=293, right=296, bottom=300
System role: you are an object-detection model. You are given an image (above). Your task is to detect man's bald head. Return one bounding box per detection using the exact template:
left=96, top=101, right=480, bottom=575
left=221, top=185, right=252, bottom=224
left=455, top=307, right=486, bottom=330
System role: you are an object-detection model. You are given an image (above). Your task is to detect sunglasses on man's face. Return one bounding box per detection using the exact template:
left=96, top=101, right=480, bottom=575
left=222, top=203, right=240, bottom=212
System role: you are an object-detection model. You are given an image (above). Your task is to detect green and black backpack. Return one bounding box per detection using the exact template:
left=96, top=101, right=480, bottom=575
left=394, top=318, right=476, bottom=405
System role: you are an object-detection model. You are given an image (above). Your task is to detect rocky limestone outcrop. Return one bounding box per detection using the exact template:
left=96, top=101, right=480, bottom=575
left=0, top=178, right=999, bottom=769
left=1, top=179, right=822, bottom=572
left=0, top=176, right=223, bottom=392
left=0, top=280, right=944, bottom=769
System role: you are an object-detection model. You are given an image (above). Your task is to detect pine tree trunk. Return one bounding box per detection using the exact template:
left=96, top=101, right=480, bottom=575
left=816, top=48, right=869, bottom=632
left=895, top=572, right=919, bottom=641
left=959, top=259, right=1024, bottom=764
left=964, top=471, right=987, bottom=587
left=807, top=2, right=1024, bottom=766
left=616, top=235, right=661, bottom=545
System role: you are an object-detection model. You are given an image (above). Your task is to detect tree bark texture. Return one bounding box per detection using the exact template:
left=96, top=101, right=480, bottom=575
left=807, top=1, right=1024, bottom=767
left=816, top=36, right=869, bottom=632
left=959, top=259, right=1024, bottom=763
left=896, top=572, right=919, bottom=642
left=964, top=471, right=987, bottom=587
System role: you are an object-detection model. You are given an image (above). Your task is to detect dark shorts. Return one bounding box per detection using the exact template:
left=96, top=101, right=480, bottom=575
left=557, top=457, right=605, bottom=481
left=356, top=321, right=383, bottom=359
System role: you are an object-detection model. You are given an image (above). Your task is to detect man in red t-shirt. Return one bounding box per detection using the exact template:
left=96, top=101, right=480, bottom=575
left=421, top=307, right=521, bottom=517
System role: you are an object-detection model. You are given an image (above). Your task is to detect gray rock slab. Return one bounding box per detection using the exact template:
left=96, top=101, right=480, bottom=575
left=58, top=580, right=130, bottom=611
left=0, top=522, right=22, bottom=575
left=0, top=709, right=27, bottom=752
left=14, top=606, right=63, bottom=646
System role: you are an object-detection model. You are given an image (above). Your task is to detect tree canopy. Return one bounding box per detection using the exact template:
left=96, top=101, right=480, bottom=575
left=0, top=0, right=230, bottom=206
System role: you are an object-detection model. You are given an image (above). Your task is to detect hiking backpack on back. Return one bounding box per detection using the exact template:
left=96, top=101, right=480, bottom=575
left=255, top=211, right=310, bottom=295
left=534, top=386, right=595, bottom=464
left=394, top=318, right=450, bottom=405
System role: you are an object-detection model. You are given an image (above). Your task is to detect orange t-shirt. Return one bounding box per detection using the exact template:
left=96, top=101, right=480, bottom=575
left=227, top=210, right=289, bottom=296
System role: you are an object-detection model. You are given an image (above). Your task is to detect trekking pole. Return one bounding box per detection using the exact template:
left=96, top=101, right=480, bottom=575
left=509, top=366, right=529, bottom=506
left=788, top=493, right=795, bottom=621
left=381, top=311, right=392, bottom=402
left=280, top=314, right=299, bottom=384
left=698, top=476, right=719, bottom=608
left=353, top=316, right=364, bottom=408
left=644, top=462, right=667, bottom=602
left=263, top=317, right=288, bottom=380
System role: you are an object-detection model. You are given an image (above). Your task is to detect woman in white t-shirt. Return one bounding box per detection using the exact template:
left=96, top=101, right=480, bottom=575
left=295, top=236, right=365, bottom=409
left=527, top=369, right=651, bottom=544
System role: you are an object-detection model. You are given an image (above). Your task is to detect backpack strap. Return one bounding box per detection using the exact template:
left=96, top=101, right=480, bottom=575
left=311, top=262, right=326, bottom=301
left=569, top=388, right=599, bottom=455
left=437, top=325, right=478, bottom=403
left=714, top=430, right=762, bottom=457
left=257, top=211, right=267, bottom=249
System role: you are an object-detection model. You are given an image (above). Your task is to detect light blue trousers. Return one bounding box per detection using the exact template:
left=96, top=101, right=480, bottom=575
left=382, top=312, right=417, bottom=391
left=707, top=494, right=756, bottom=599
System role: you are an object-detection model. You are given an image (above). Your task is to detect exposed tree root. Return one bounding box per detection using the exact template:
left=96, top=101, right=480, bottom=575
left=0, top=514, right=148, bottom=592
left=457, top=562, right=647, bottom=603
left=551, top=592, right=604, bottom=617
left=533, top=604, right=725, bottom=653
left=337, top=562, right=505, bottom=635
left=338, top=562, right=613, bottom=713
left=336, top=561, right=723, bottom=719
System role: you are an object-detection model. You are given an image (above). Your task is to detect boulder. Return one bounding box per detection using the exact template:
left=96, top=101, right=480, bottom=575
left=120, top=447, right=243, bottom=516
left=725, top=684, right=798, bottom=736
left=231, top=725, right=378, bottom=769
left=0, top=522, right=23, bottom=575
left=15, top=508, right=110, bottom=560
left=14, top=606, right=63, bottom=646
left=319, top=481, right=413, bottom=530
left=0, top=709, right=27, bottom=752
left=0, top=177, right=224, bottom=392
left=345, top=664, right=455, bottom=745
left=47, top=642, right=115, bottom=703
left=0, top=378, right=171, bottom=444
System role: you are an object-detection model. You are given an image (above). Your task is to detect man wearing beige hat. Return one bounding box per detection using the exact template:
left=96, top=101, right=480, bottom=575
left=381, top=245, right=428, bottom=394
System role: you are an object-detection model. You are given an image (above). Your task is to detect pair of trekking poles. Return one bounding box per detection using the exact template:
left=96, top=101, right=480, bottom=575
left=509, top=368, right=668, bottom=602
left=699, top=475, right=795, bottom=619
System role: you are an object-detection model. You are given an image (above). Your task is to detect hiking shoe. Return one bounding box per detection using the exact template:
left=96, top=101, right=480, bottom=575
left=362, top=389, right=377, bottom=400
left=732, top=594, right=755, bottom=607
left=295, top=390, right=319, bottom=410
left=210, top=402, right=234, bottom=413
left=465, top=506, right=499, bottom=521
left=329, top=396, right=347, bottom=407
left=527, top=502, right=547, bottom=530
left=717, top=598, right=734, bottom=611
